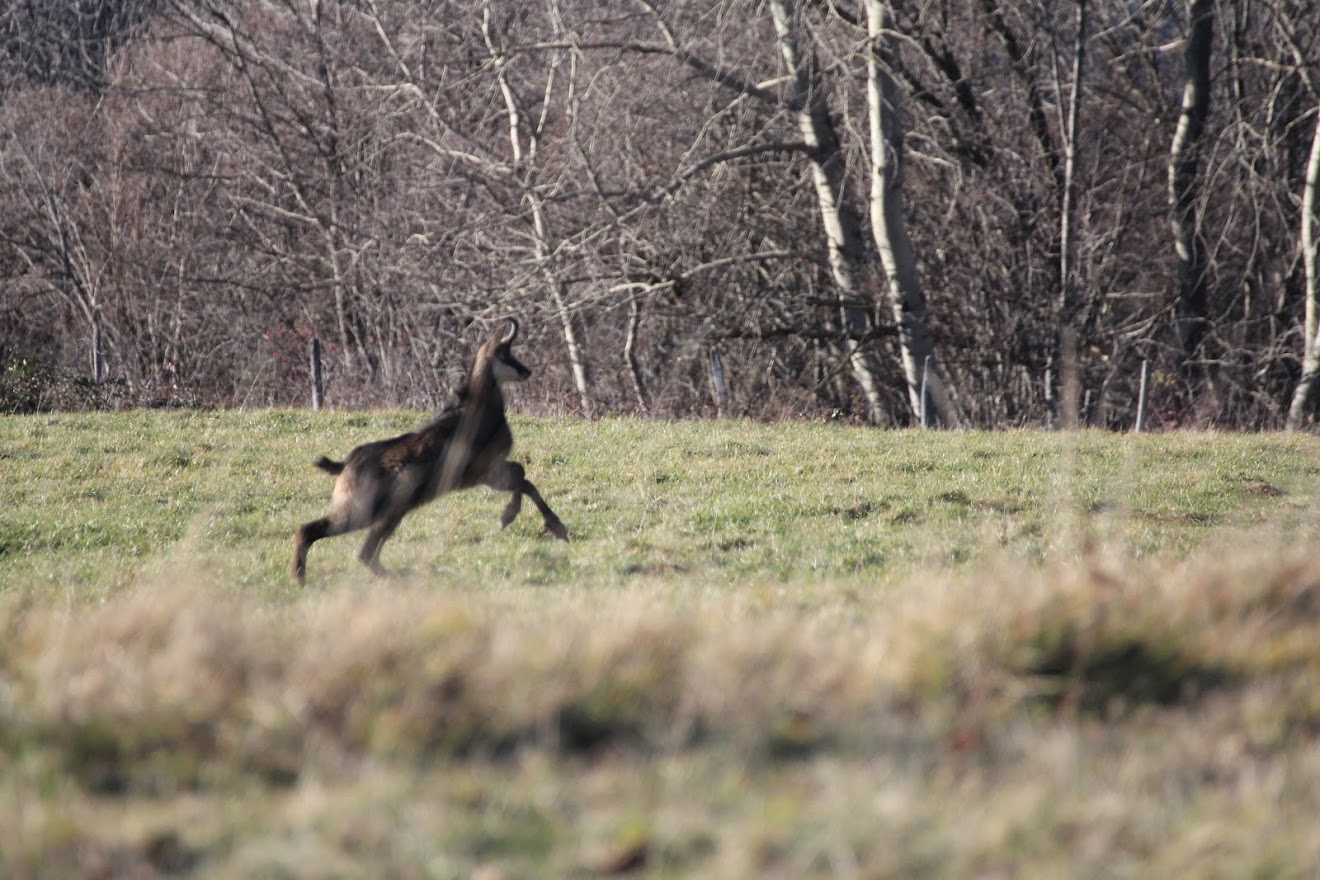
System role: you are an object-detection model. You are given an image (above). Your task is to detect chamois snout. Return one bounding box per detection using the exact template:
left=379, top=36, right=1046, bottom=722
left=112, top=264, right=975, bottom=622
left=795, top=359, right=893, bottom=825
left=493, top=355, right=531, bottom=384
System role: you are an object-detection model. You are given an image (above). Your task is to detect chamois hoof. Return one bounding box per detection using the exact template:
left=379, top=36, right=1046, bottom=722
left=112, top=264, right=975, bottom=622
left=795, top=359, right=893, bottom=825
left=545, top=521, right=569, bottom=542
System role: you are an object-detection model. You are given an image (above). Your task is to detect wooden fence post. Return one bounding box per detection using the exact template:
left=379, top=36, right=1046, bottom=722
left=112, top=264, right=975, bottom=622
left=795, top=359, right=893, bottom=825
left=920, top=355, right=932, bottom=428
left=310, top=336, right=324, bottom=411
left=1135, top=359, right=1149, bottom=432
left=708, top=347, right=727, bottom=419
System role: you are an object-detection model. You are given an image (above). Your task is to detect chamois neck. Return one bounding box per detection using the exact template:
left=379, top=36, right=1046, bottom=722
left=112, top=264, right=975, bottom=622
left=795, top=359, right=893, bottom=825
left=464, top=359, right=505, bottom=411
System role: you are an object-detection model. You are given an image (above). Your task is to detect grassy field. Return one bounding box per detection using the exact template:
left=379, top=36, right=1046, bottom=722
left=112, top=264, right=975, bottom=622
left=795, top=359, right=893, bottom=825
left=3, top=410, right=1320, bottom=877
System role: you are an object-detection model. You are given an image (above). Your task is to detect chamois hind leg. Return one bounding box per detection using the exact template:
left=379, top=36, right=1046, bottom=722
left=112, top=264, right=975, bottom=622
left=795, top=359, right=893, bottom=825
left=485, top=461, right=569, bottom=541
left=357, top=512, right=405, bottom=578
left=292, top=515, right=352, bottom=586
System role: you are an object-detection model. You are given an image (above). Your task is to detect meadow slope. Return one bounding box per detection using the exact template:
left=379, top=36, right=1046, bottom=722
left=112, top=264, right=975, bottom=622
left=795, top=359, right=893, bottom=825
left=3, top=411, right=1320, bottom=877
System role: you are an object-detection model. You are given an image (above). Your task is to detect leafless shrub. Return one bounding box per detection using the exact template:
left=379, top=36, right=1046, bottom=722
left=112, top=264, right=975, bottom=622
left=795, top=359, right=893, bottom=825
left=1, top=0, right=1317, bottom=425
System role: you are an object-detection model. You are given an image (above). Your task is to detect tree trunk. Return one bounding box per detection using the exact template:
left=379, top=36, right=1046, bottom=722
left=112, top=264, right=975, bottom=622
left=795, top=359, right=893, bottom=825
left=1168, top=0, right=1214, bottom=377
left=1058, top=0, right=1087, bottom=318
left=91, top=310, right=105, bottom=383
left=548, top=277, right=592, bottom=415
left=1286, top=97, right=1320, bottom=429
left=624, top=294, right=648, bottom=414
left=1055, top=0, right=1087, bottom=425
left=769, top=0, right=885, bottom=424
left=528, top=189, right=591, bottom=415
left=864, top=0, right=958, bottom=426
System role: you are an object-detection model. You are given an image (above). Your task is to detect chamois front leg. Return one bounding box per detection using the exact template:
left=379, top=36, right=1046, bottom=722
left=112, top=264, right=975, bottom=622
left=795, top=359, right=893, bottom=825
left=485, top=460, right=569, bottom=541
left=485, top=460, right=525, bottom=528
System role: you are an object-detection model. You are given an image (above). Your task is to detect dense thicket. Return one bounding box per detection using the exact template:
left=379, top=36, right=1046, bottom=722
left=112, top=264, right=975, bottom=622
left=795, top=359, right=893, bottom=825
left=2, top=0, right=1317, bottom=428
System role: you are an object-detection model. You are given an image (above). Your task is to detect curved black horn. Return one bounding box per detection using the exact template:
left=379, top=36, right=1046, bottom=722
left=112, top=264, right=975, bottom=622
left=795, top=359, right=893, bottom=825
left=502, top=317, right=519, bottom=344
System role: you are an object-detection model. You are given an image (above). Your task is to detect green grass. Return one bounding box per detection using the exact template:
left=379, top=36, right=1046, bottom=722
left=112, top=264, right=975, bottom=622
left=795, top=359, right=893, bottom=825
left=3, top=410, right=1316, bottom=599
left=4, top=410, right=1320, bottom=877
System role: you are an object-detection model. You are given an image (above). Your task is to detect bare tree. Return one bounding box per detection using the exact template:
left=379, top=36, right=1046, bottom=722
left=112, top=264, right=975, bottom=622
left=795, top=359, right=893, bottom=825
left=479, top=1, right=592, bottom=415
left=864, top=0, right=958, bottom=426
left=768, top=0, right=889, bottom=423
left=0, top=95, right=109, bottom=382
left=1054, top=0, right=1087, bottom=426
left=3, top=0, right=1319, bottom=427
left=1286, top=99, right=1320, bottom=428
left=1168, top=0, right=1215, bottom=379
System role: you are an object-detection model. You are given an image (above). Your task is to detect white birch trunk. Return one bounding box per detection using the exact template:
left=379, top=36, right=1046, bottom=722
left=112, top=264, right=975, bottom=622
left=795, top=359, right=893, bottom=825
left=624, top=295, right=648, bottom=414
left=1168, top=0, right=1214, bottom=375
left=1055, top=0, right=1087, bottom=426
left=528, top=197, right=592, bottom=415
left=1286, top=99, right=1320, bottom=429
left=864, top=0, right=958, bottom=426
left=1058, top=0, right=1086, bottom=330
left=770, top=0, right=885, bottom=424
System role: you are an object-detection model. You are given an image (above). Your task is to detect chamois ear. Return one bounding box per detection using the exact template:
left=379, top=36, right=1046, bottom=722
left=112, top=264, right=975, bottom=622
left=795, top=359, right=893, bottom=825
left=500, top=317, right=519, bottom=345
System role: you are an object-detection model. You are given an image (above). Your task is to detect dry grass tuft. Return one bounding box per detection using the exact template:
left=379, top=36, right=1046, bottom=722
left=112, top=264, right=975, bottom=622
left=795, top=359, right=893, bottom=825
left=7, top=548, right=1320, bottom=771
left=5, top=547, right=1320, bottom=874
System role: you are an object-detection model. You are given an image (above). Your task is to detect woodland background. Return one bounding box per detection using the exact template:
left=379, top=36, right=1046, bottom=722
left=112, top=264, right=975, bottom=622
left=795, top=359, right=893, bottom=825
left=2, top=0, right=1318, bottom=429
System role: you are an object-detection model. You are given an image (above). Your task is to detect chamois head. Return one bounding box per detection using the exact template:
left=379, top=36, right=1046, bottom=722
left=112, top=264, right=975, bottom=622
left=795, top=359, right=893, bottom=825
left=482, top=317, right=531, bottom=384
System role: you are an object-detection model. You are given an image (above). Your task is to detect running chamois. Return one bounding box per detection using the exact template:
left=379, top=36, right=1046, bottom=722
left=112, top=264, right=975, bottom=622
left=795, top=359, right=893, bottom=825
left=291, top=318, right=569, bottom=585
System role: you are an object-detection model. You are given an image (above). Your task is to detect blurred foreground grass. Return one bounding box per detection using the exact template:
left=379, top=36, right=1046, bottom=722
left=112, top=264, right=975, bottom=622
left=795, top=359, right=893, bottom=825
left=3, top=411, right=1320, bottom=877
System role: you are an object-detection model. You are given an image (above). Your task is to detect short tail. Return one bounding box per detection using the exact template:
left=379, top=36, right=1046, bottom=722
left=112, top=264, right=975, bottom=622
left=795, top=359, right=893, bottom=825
left=314, top=455, right=345, bottom=475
